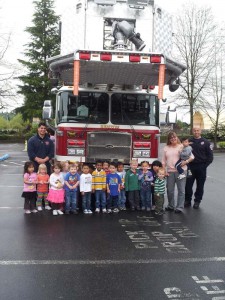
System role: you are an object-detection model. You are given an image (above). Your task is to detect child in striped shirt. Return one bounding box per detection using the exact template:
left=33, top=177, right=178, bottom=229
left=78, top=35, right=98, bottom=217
left=92, top=161, right=107, bottom=213
left=154, top=167, right=166, bottom=215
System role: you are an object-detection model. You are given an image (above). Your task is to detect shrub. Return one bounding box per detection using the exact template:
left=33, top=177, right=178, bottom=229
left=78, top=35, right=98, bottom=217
left=218, top=141, right=225, bottom=149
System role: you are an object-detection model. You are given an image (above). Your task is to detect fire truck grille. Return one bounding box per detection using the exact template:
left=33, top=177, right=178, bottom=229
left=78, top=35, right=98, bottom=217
left=87, top=131, right=131, bottom=163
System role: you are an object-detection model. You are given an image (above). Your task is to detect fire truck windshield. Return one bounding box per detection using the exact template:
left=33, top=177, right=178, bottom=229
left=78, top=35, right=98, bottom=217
left=57, top=91, right=159, bottom=126
left=57, top=91, right=109, bottom=124
left=111, top=93, right=159, bottom=126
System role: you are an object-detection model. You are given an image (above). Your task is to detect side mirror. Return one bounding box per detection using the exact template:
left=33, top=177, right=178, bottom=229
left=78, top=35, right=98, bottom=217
left=166, top=106, right=177, bottom=124
left=42, top=100, right=53, bottom=120
left=51, top=87, right=59, bottom=94
left=169, top=78, right=180, bottom=92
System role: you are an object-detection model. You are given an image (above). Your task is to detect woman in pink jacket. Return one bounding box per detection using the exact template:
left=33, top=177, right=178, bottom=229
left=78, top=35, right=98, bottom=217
left=162, top=132, right=194, bottom=213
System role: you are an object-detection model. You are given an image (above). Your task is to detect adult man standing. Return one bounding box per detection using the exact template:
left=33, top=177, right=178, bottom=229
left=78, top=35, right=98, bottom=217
left=27, top=122, right=54, bottom=175
left=185, top=127, right=213, bottom=209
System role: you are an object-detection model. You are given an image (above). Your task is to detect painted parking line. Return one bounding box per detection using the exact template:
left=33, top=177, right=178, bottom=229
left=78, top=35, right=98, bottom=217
left=0, top=257, right=225, bottom=265
left=9, top=162, right=24, bottom=166
left=0, top=186, right=23, bottom=188
left=0, top=207, right=23, bottom=209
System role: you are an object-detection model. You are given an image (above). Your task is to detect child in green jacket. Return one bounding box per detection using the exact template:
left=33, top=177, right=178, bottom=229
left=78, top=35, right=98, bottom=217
left=125, top=160, right=140, bottom=211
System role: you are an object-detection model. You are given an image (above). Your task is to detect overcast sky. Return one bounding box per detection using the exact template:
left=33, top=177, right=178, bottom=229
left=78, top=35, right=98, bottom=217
left=0, top=0, right=224, bottom=64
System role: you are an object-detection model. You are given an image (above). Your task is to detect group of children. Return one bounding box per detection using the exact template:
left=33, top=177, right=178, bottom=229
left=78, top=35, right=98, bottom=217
left=22, top=159, right=167, bottom=216
left=22, top=136, right=194, bottom=216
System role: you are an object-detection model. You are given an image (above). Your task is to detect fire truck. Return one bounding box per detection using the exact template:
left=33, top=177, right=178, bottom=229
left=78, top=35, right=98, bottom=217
left=43, top=0, right=185, bottom=164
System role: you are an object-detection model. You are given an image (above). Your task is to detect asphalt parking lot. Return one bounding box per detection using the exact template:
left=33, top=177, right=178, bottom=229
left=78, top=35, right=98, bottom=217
left=0, top=143, right=225, bottom=300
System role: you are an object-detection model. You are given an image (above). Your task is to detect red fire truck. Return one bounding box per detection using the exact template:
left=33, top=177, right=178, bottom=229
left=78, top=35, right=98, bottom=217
left=43, top=0, right=185, bottom=164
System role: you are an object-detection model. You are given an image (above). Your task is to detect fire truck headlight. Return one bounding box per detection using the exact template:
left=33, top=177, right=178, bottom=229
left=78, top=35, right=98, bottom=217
left=68, top=148, right=76, bottom=155
left=133, top=150, right=142, bottom=157
left=142, top=150, right=150, bottom=157
left=67, top=148, right=85, bottom=156
left=76, top=149, right=85, bottom=156
left=133, top=150, right=150, bottom=157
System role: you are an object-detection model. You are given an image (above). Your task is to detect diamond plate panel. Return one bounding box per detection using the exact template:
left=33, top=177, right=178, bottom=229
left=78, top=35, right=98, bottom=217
left=153, top=6, right=173, bottom=57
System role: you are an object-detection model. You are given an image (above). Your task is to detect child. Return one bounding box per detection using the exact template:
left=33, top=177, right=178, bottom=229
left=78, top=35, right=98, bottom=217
left=47, top=162, right=65, bottom=216
left=154, top=167, right=166, bottom=215
left=138, top=161, right=154, bottom=211
left=21, top=161, right=38, bottom=214
left=36, top=164, right=51, bottom=211
left=175, top=137, right=193, bottom=180
left=60, top=161, right=70, bottom=180
left=64, top=164, right=80, bottom=215
left=92, top=161, right=107, bottom=213
left=103, top=161, right=110, bottom=175
left=80, top=164, right=93, bottom=214
left=106, top=162, right=121, bottom=213
left=125, top=159, right=140, bottom=211
left=116, top=162, right=126, bottom=210
left=150, top=160, right=162, bottom=211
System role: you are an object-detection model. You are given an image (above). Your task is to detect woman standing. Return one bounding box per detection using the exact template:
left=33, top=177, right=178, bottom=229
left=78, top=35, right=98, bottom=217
left=162, top=132, right=194, bottom=213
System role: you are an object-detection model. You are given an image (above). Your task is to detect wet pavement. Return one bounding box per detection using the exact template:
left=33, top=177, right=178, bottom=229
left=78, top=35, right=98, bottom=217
left=0, top=143, right=225, bottom=299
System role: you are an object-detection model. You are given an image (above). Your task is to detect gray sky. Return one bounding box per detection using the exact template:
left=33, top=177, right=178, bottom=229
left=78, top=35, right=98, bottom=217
left=1, top=0, right=224, bottom=64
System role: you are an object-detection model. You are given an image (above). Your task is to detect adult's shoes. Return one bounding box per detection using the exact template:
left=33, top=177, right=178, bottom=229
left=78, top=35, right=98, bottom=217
left=184, top=201, right=191, bottom=207
left=193, top=202, right=200, bottom=209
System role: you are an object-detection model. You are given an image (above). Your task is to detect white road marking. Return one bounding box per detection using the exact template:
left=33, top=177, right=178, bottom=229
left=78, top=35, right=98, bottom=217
left=9, top=162, right=24, bottom=166
left=0, top=257, right=225, bottom=265
left=0, top=186, right=23, bottom=188
left=0, top=207, right=23, bottom=209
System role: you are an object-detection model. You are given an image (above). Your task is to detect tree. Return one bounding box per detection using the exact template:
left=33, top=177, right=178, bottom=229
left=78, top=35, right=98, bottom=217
left=172, top=3, right=216, bottom=132
left=17, top=0, right=60, bottom=121
left=197, top=31, right=225, bottom=148
left=0, top=31, right=20, bottom=110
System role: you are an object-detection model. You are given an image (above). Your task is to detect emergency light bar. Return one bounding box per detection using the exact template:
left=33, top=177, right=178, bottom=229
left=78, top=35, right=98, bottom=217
left=79, top=51, right=162, bottom=64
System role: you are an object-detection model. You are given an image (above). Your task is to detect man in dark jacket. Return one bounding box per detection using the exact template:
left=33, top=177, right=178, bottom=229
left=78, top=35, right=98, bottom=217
left=185, top=127, right=213, bottom=209
left=27, top=122, right=54, bottom=175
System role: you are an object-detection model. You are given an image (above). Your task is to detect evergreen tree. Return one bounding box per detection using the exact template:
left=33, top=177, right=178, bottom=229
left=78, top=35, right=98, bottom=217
left=17, top=0, right=60, bottom=121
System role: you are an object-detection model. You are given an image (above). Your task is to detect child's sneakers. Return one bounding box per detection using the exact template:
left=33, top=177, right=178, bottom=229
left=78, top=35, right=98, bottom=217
left=187, top=169, right=192, bottom=177
left=87, top=210, right=93, bottom=214
left=37, top=206, right=42, bottom=211
left=120, top=207, right=126, bottom=211
left=113, top=208, right=119, bottom=213
left=95, top=208, right=100, bottom=213
left=53, top=210, right=58, bottom=216
left=107, top=209, right=112, bottom=214
left=102, top=208, right=107, bottom=213
left=25, top=209, right=31, bottom=214
left=45, top=205, right=52, bottom=210
left=57, top=210, right=64, bottom=215
left=83, top=209, right=88, bottom=214
left=178, top=173, right=186, bottom=180
left=31, top=209, right=38, bottom=213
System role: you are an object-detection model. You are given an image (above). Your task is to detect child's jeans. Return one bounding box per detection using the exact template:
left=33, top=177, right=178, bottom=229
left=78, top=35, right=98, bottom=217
left=140, top=189, right=151, bottom=208
left=128, top=190, right=140, bottom=209
left=118, top=189, right=126, bottom=208
left=82, top=192, right=91, bottom=210
left=95, top=190, right=106, bottom=209
left=65, top=190, right=77, bottom=212
left=107, top=195, right=119, bottom=210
